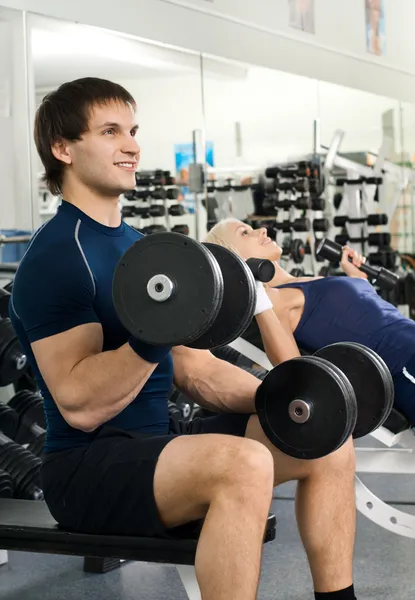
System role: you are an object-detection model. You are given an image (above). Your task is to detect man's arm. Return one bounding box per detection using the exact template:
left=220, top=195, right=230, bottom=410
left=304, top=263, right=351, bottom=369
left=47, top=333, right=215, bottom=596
left=172, top=346, right=261, bottom=414
left=31, top=323, right=165, bottom=432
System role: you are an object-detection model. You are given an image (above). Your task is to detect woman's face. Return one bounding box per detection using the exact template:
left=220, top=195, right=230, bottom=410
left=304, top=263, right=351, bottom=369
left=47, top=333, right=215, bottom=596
left=225, top=221, right=282, bottom=261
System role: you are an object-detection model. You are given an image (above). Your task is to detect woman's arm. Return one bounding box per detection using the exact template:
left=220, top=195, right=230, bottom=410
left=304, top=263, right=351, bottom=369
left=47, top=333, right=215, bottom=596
left=254, top=286, right=301, bottom=366
left=255, top=308, right=301, bottom=366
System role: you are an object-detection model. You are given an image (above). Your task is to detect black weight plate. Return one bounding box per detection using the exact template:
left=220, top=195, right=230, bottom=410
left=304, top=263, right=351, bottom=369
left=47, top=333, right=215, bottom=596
left=255, top=356, right=356, bottom=459
left=113, top=232, right=224, bottom=346
left=187, top=244, right=256, bottom=350
left=305, top=355, right=357, bottom=450
left=335, top=342, right=394, bottom=431
left=314, top=342, right=392, bottom=439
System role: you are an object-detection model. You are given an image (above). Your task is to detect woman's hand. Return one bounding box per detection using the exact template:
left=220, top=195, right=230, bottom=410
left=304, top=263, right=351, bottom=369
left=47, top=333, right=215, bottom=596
left=340, top=246, right=368, bottom=279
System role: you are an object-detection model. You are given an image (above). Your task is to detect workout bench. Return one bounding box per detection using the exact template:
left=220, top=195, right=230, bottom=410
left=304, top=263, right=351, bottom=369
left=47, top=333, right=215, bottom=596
left=0, top=498, right=276, bottom=600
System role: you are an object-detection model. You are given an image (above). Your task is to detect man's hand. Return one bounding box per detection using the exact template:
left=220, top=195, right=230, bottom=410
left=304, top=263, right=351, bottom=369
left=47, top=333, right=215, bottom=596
left=340, top=246, right=368, bottom=279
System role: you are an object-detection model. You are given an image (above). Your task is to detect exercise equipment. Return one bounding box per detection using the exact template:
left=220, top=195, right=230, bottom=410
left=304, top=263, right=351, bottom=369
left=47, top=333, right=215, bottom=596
left=141, top=225, right=168, bottom=235
left=0, top=288, right=11, bottom=318
left=274, top=218, right=310, bottom=233
left=0, top=468, right=13, bottom=498
left=312, top=218, right=330, bottom=233
left=255, top=351, right=357, bottom=459
left=0, top=433, right=43, bottom=500
left=8, top=390, right=46, bottom=433
left=113, top=233, right=275, bottom=349
left=171, top=225, right=190, bottom=235
left=0, top=499, right=276, bottom=600
left=314, top=342, right=394, bottom=438
left=169, top=205, right=186, bottom=217
left=0, top=403, right=19, bottom=439
left=0, top=318, right=27, bottom=386
left=282, top=239, right=305, bottom=264
left=148, top=205, right=166, bottom=217
left=316, top=238, right=399, bottom=290
left=255, top=342, right=393, bottom=460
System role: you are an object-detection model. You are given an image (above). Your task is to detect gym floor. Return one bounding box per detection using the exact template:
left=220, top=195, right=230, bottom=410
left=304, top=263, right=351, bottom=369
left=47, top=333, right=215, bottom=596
left=0, top=470, right=414, bottom=600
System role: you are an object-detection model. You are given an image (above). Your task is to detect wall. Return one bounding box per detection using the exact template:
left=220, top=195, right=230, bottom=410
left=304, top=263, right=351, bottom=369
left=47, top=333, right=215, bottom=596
left=114, top=66, right=400, bottom=173
left=0, top=8, right=36, bottom=235
left=2, top=0, right=415, bottom=103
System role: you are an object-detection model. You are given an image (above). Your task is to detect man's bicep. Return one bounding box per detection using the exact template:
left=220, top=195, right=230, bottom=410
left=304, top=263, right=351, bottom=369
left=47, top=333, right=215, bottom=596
left=31, top=323, right=103, bottom=406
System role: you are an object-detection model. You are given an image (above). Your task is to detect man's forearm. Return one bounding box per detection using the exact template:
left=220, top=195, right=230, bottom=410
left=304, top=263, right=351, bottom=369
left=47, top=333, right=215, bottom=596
left=58, top=343, right=158, bottom=431
left=182, top=356, right=261, bottom=414
left=255, top=309, right=301, bottom=366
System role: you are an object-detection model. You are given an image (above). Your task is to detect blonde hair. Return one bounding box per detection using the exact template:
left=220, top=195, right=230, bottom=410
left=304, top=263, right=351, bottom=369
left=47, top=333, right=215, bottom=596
left=203, top=218, right=243, bottom=257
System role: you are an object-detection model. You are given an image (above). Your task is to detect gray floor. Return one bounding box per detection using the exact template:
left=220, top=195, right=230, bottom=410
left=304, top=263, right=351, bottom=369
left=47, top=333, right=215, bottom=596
left=0, top=472, right=414, bottom=600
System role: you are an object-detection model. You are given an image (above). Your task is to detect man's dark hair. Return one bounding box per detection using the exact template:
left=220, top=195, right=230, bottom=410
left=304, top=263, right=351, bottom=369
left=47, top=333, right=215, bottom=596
left=34, top=77, right=137, bottom=196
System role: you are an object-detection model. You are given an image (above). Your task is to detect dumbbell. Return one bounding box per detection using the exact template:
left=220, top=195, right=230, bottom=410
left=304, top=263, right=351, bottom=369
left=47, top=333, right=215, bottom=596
left=0, top=432, right=43, bottom=500
left=274, top=218, right=310, bottom=233
left=113, top=233, right=276, bottom=350
left=313, top=218, right=329, bottom=233
left=0, top=468, right=13, bottom=498
left=311, top=197, right=325, bottom=211
left=333, top=216, right=348, bottom=228
left=316, top=238, right=399, bottom=290
left=7, top=390, right=46, bottom=443
left=0, top=288, right=10, bottom=318
left=171, top=224, right=189, bottom=235
left=368, top=233, right=391, bottom=247
left=150, top=188, right=179, bottom=201
left=169, top=204, right=186, bottom=217
left=141, top=225, right=168, bottom=235
left=275, top=197, right=310, bottom=210
left=290, top=267, right=305, bottom=277
left=368, top=250, right=398, bottom=270
left=368, top=214, right=388, bottom=226
left=282, top=239, right=305, bottom=264
left=148, top=205, right=166, bottom=217
left=255, top=341, right=393, bottom=459
left=277, top=179, right=310, bottom=193
left=0, top=318, right=27, bottom=386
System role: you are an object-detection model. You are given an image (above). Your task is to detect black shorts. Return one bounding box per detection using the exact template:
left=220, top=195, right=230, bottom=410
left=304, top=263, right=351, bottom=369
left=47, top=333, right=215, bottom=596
left=40, top=413, right=252, bottom=539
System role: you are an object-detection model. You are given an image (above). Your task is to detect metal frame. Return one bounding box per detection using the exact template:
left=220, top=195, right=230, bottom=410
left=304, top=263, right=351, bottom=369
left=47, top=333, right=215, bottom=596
left=231, top=337, right=415, bottom=538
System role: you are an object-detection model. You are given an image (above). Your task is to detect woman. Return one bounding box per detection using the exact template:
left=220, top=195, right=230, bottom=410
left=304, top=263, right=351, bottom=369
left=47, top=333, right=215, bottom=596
left=205, top=218, right=415, bottom=425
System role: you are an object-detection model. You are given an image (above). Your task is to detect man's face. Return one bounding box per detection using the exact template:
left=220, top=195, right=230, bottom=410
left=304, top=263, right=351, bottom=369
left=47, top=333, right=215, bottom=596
left=65, top=101, right=140, bottom=197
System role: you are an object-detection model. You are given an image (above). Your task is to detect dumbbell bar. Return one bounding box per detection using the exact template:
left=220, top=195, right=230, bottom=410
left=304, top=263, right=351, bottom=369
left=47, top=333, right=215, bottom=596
left=316, top=238, right=399, bottom=290
left=124, top=188, right=178, bottom=201
left=113, top=233, right=276, bottom=350
left=141, top=225, right=189, bottom=236
left=334, top=214, right=388, bottom=227
left=273, top=218, right=310, bottom=233
left=256, top=342, right=393, bottom=459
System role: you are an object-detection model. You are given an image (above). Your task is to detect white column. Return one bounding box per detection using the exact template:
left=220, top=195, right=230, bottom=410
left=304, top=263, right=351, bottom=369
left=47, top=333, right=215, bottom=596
left=0, top=8, right=37, bottom=234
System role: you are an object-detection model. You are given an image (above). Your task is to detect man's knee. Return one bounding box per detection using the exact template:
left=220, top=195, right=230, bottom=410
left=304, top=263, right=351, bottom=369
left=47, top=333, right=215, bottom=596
left=314, top=436, right=356, bottom=478
left=221, top=438, right=274, bottom=494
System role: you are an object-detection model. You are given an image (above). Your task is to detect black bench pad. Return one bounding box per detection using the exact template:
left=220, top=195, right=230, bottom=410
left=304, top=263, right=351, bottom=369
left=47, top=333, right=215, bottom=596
left=0, top=499, right=276, bottom=566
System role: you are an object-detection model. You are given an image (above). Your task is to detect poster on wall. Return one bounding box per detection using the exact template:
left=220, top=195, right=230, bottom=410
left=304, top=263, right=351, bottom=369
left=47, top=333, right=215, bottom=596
left=365, top=0, right=386, bottom=56
left=288, top=0, right=315, bottom=34
left=174, top=142, right=215, bottom=213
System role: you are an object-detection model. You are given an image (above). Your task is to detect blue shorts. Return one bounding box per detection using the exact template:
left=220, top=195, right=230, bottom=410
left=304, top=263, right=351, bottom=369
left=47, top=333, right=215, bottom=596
left=393, top=354, right=415, bottom=425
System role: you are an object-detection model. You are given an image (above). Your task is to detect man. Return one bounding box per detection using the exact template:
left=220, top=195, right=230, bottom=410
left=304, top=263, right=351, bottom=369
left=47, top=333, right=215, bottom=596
left=10, top=77, right=356, bottom=600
